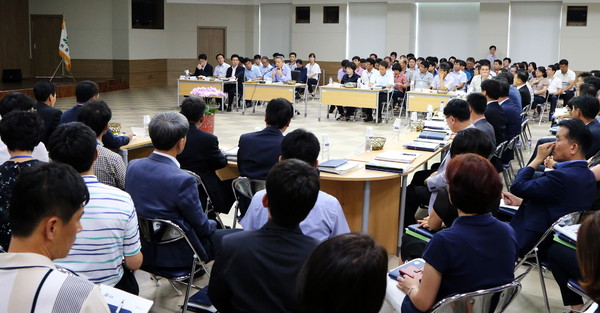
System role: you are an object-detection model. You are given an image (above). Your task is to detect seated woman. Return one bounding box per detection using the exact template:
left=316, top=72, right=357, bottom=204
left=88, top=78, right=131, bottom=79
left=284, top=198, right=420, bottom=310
left=381, top=153, right=517, bottom=313
left=0, top=111, right=45, bottom=250
left=297, top=233, right=388, bottom=313
left=531, top=66, right=550, bottom=117
left=392, top=64, right=409, bottom=107
left=337, top=62, right=359, bottom=121
left=577, top=211, right=600, bottom=312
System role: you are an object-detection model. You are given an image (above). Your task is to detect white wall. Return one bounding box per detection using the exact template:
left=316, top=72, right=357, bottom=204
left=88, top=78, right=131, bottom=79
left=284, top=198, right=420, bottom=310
left=478, top=3, right=509, bottom=60
left=509, top=2, right=561, bottom=67
left=29, top=0, right=114, bottom=59
left=560, top=3, right=600, bottom=71
left=291, top=4, right=346, bottom=61
left=417, top=2, right=480, bottom=59
left=347, top=2, right=386, bottom=59
left=386, top=3, right=415, bottom=56
left=259, top=3, right=292, bottom=57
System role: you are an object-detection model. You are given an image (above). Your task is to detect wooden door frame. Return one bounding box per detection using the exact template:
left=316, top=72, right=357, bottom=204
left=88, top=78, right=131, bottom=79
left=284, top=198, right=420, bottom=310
left=197, top=26, right=227, bottom=60
left=30, top=14, right=63, bottom=77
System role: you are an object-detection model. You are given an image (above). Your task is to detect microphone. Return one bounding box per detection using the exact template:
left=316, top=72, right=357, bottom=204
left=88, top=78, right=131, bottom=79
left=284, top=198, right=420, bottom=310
left=259, top=67, right=275, bottom=84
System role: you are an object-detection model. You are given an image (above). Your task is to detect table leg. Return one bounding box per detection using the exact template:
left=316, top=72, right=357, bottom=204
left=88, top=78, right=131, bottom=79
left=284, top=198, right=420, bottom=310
left=397, top=175, right=408, bottom=255
left=242, top=84, right=246, bottom=115
left=304, top=85, right=308, bottom=117
left=361, top=181, right=371, bottom=233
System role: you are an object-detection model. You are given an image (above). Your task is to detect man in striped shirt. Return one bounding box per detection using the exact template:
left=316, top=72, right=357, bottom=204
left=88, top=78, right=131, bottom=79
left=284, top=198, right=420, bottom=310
left=49, top=122, right=143, bottom=293
left=0, top=163, right=110, bottom=312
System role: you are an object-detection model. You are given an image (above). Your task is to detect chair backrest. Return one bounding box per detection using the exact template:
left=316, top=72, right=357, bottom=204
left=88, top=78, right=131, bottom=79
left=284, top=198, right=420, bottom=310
left=490, top=140, right=508, bottom=160
left=231, top=177, right=266, bottom=200
left=291, top=70, right=300, bottom=81
left=138, top=216, right=200, bottom=257
left=430, top=281, right=521, bottom=313
left=183, top=170, right=213, bottom=210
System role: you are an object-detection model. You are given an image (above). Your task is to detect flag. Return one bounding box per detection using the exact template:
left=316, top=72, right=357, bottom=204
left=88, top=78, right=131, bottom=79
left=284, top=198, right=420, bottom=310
left=59, top=18, right=71, bottom=71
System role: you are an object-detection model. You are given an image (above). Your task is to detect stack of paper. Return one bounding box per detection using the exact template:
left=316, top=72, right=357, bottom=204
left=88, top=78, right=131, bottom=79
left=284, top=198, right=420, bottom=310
left=553, top=224, right=580, bottom=243
left=318, top=159, right=360, bottom=175
left=403, top=141, right=439, bottom=152
left=224, top=147, right=238, bottom=162
left=374, top=151, right=420, bottom=163
left=365, top=160, right=410, bottom=174
left=418, top=130, right=448, bottom=141
left=423, top=120, right=448, bottom=130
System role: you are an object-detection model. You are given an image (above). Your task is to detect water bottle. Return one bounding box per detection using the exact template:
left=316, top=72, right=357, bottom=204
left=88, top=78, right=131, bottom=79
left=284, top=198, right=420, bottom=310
left=322, top=134, right=330, bottom=160
left=426, top=105, right=434, bottom=121
left=410, top=79, right=415, bottom=91
left=142, top=115, right=151, bottom=137
left=410, top=112, right=418, bottom=131
left=329, top=76, right=333, bottom=86
left=438, top=101, right=445, bottom=118
left=365, top=127, right=373, bottom=152
left=393, top=118, right=402, bottom=142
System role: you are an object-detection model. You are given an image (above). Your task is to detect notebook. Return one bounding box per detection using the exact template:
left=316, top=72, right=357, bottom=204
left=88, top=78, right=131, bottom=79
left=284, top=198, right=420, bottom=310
left=403, top=141, right=439, bottom=152
left=374, top=151, right=420, bottom=163
left=318, top=159, right=348, bottom=168
left=418, top=131, right=447, bottom=141
left=318, top=161, right=360, bottom=175
left=365, top=160, right=410, bottom=174
left=388, top=258, right=426, bottom=280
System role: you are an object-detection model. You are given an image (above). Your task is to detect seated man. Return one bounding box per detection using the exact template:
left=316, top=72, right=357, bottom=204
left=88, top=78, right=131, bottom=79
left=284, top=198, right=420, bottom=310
left=77, top=101, right=127, bottom=189
left=546, top=64, right=564, bottom=121
left=481, top=79, right=507, bottom=146
left=126, top=112, right=217, bottom=266
left=404, top=99, right=474, bottom=225
left=271, top=55, right=292, bottom=83
left=364, top=60, right=394, bottom=122
left=238, top=98, right=294, bottom=180
left=177, top=97, right=233, bottom=214
left=0, top=163, right=109, bottom=312
left=430, top=63, right=456, bottom=91
left=412, top=60, right=434, bottom=89
left=50, top=122, right=142, bottom=293
left=33, top=81, right=62, bottom=144
left=259, top=56, right=272, bottom=75
left=209, top=159, right=320, bottom=313
left=504, top=119, right=596, bottom=258
left=515, top=70, right=531, bottom=109
left=295, top=59, right=308, bottom=83
left=467, top=61, right=492, bottom=94
left=448, top=60, right=468, bottom=91
left=243, top=57, right=262, bottom=81
left=192, top=53, right=213, bottom=77
left=224, top=54, right=244, bottom=111
left=467, top=92, right=496, bottom=146
left=0, top=93, right=49, bottom=163
left=241, top=129, right=350, bottom=241
left=59, top=80, right=132, bottom=149
left=213, top=53, right=231, bottom=78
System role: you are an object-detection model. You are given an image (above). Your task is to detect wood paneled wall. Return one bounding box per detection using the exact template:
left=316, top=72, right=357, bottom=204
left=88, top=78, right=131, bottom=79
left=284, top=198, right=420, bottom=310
left=0, top=0, right=32, bottom=77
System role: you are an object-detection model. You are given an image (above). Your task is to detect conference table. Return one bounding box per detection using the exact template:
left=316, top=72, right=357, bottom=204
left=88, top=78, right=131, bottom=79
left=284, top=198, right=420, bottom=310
left=115, top=137, right=154, bottom=166
left=319, top=85, right=393, bottom=123
left=216, top=132, right=445, bottom=253
left=177, top=78, right=238, bottom=110
left=242, top=82, right=308, bottom=116
left=405, top=90, right=461, bottom=122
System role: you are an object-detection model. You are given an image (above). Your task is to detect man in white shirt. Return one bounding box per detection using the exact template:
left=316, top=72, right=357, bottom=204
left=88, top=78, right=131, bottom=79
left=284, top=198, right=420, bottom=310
left=253, top=54, right=262, bottom=67
left=287, top=52, right=297, bottom=71
left=413, top=61, right=434, bottom=89
left=360, top=59, right=377, bottom=86
left=556, top=59, right=577, bottom=104
left=365, top=60, right=394, bottom=122
left=0, top=163, right=110, bottom=313
left=448, top=61, right=468, bottom=91
left=468, top=63, right=493, bottom=94
left=486, top=45, right=497, bottom=65
left=213, top=53, right=231, bottom=78
left=405, top=57, right=418, bottom=84
left=547, top=64, right=563, bottom=121
left=259, top=56, right=273, bottom=76
left=430, top=63, right=456, bottom=91
left=241, top=129, right=350, bottom=241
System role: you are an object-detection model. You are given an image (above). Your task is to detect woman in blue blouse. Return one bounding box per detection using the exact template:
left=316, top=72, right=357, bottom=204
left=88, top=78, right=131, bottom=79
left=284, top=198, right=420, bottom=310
left=380, top=153, right=518, bottom=313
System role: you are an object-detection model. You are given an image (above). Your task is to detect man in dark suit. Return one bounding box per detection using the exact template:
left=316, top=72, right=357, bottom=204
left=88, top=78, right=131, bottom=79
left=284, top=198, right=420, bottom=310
left=209, top=159, right=320, bottom=313
left=60, top=80, right=131, bottom=149
left=192, top=53, right=213, bottom=77
left=515, top=70, right=531, bottom=109
left=482, top=79, right=507, bottom=146
left=126, top=112, right=217, bottom=266
left=467, top=92, right=496, bottom=146
left=503, top=119, right=596, bottom=258
left=177, top=97, right=234, bottom=214
left=237, top=98, right=294, bottom=180
left=32, top=81, right=62, bottom=145
left=224, top=54, right=245, bottom=111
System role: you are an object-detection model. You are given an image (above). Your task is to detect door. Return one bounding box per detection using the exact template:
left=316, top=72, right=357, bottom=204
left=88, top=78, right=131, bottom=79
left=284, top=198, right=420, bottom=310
left=31, top=15, right=62, bottom=77
left=197, top=27, right=226, bottom=63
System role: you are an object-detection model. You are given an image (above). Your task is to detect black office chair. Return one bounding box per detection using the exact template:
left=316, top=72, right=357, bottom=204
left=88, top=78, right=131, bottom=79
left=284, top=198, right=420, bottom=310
left=231, top=177, right=266, bottom=228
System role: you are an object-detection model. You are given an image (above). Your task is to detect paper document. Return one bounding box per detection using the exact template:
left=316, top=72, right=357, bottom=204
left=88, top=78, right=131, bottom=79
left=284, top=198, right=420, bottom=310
left=100, top=284, right=153, bottom=313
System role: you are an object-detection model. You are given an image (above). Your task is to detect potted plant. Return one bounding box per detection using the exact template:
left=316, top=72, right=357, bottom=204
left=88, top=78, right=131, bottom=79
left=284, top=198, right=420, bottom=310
left=190, top=87, right=225, bottom=134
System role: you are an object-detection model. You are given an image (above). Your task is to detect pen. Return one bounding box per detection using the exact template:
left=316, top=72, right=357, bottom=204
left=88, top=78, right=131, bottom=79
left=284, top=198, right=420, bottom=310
left=116, top=299, right=124, bottom=313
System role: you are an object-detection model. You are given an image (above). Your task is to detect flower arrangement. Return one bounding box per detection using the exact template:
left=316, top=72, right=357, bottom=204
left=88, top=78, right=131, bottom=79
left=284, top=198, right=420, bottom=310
left=190, top=87, right=224, bottom=116
left=190, top=87, right=226, bottom=98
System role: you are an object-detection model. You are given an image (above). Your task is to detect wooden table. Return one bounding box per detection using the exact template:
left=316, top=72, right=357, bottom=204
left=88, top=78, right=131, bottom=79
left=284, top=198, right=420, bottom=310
left=214, top=132, right=445, bottom=253
left=116, top=137, right=153, bottom=166
left=319, top=86, right=392, bottom=123
left=406, top=90, right=460, bottom=121
left=177, top=78, right=238, bottom=110
left=242, top=82, right=308, bottom=116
